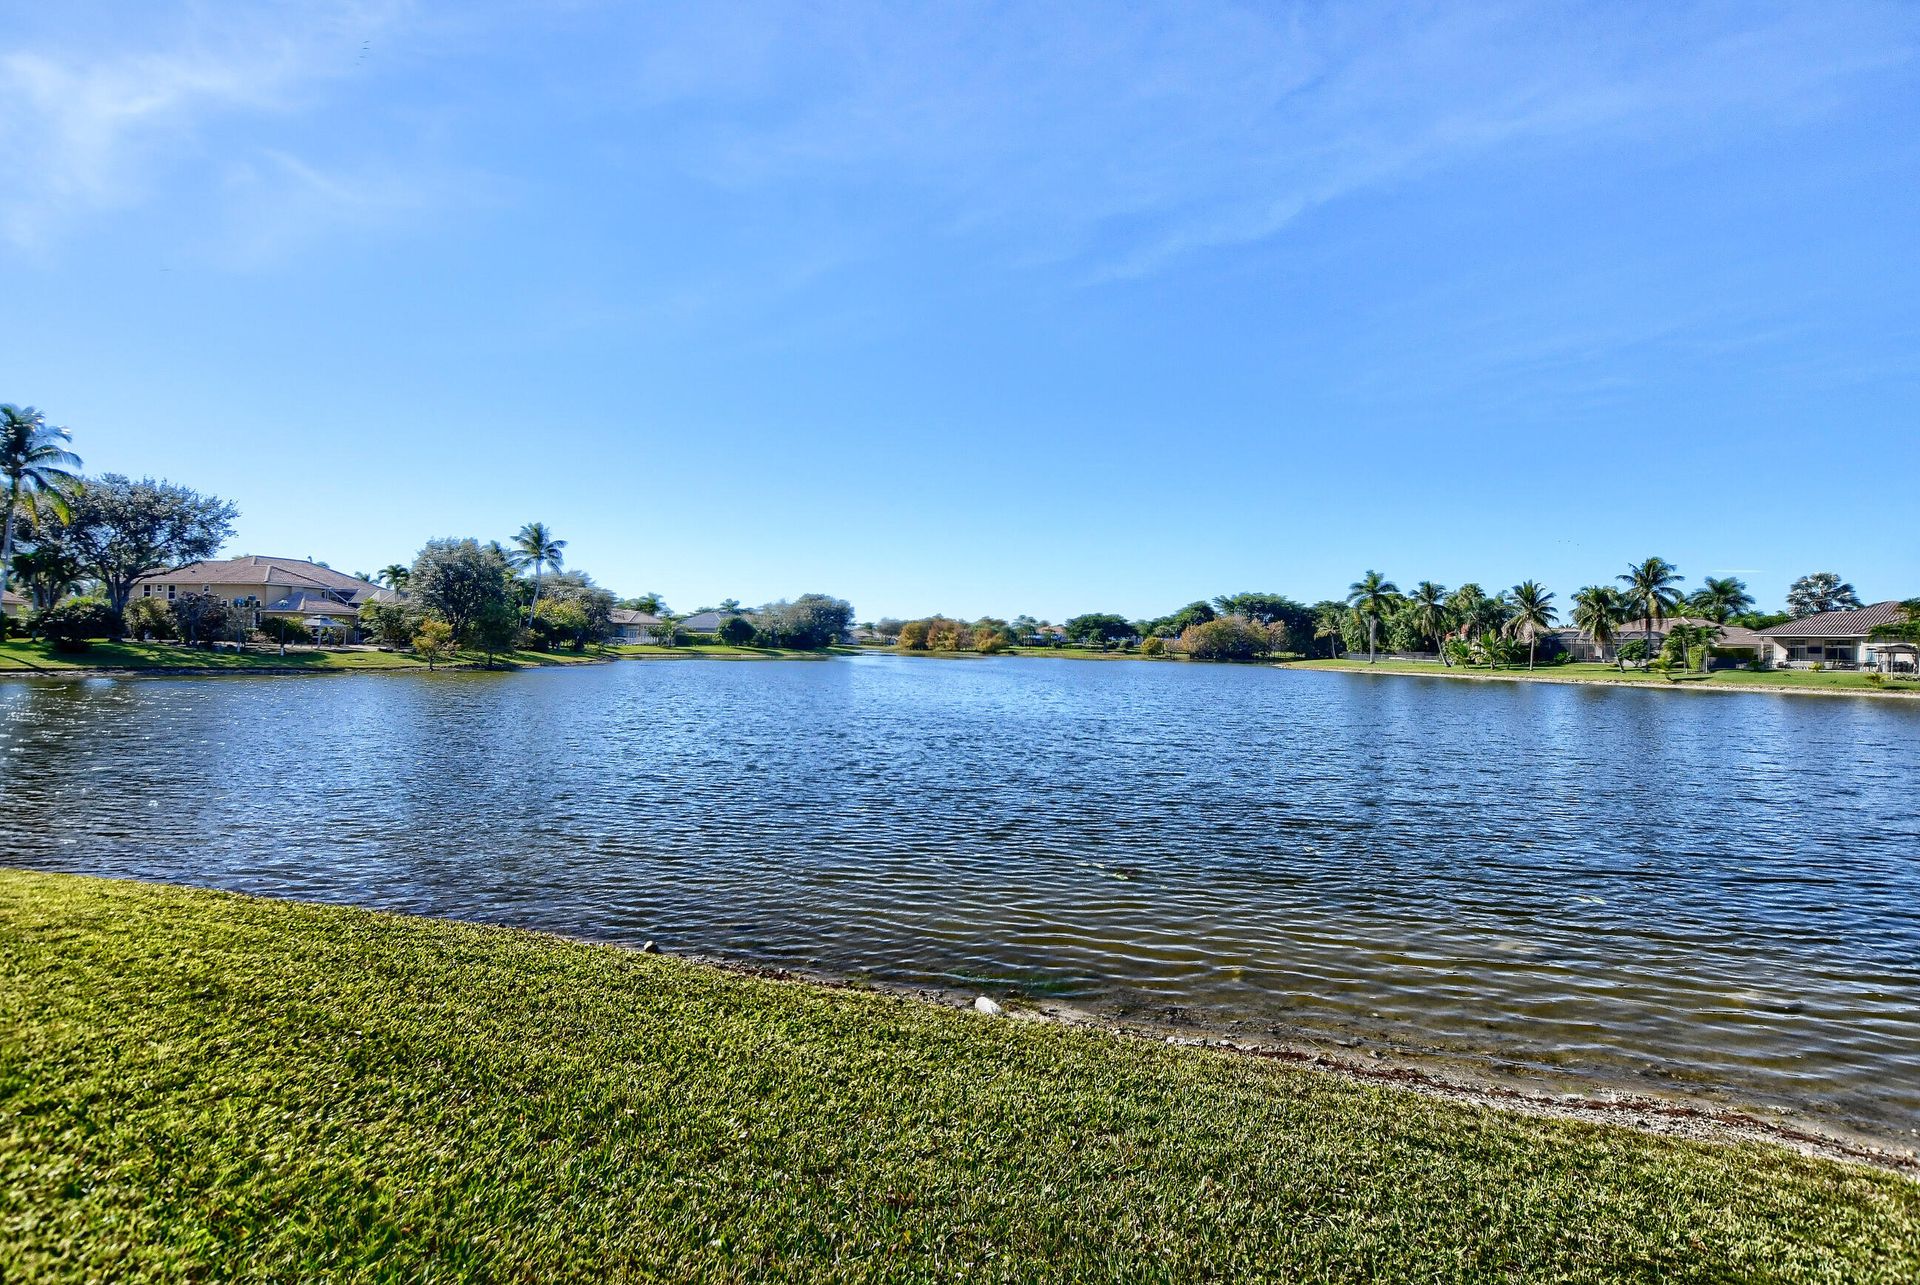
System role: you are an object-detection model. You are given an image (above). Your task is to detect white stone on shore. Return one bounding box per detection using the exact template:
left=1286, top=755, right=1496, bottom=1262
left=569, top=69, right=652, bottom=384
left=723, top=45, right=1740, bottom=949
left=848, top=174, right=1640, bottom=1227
left=972, top=996, right=1004, bottom=1017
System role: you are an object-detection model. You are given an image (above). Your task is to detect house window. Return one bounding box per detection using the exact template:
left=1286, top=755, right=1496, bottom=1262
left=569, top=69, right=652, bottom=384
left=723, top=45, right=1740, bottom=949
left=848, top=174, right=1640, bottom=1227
left=166, top=585, right=176, bottom=600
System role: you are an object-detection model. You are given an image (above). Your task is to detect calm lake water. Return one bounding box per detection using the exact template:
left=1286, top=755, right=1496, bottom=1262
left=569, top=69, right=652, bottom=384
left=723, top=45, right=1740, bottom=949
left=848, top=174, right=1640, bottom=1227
left=5, top=656, right=1917, bottom=1142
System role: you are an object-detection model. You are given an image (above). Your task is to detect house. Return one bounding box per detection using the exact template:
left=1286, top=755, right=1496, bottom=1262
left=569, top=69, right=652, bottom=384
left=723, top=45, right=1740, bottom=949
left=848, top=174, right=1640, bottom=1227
left=608, top=608, right=662, bottom=643
left=2, top=589, right=26, bottom=620
left=1553, top=616, right=1766, bottom=666
left=133, top=556, right=399, bottom=641
left=676, top=609, right=748, bottom=636
left=1757, top=602, right=1914, bottom=672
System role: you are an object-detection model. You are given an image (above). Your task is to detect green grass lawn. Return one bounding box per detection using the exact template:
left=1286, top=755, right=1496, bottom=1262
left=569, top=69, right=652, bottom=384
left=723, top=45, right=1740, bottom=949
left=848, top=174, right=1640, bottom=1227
left=1288, top=656, right=1920, bottom=695
left=0, top=638, right=604, bottom=674
left=2, top=873, right=1913, bottom=1281
left=606, top=643, right=843, bottom=660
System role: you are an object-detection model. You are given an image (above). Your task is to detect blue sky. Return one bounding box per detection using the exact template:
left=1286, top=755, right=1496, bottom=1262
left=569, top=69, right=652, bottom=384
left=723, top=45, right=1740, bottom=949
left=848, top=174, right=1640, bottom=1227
left=5, top=2, right=1916, bottom=620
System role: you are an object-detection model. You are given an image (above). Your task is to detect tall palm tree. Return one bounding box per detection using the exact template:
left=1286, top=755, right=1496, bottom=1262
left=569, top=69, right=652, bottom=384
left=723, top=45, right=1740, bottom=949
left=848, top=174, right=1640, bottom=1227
left=1312, top=603, right=1347, bottom=659
left=1405, top=581, right=1452, bottom=665
left=717, top=598, right=741, bottom=615
left=1505, top=580, right=1558, bottom=671
left=1618, top=557, right=1684, bottom=647
left=510, top=522, right=566, bottom=624
left=378, top=564, right=411, bottom=593
left=1688, top=576, right=1752, bottom=624
left=0, top=406, right=83, bottom=615
left=1346, top=571, right=1400, bottom=664
left=1571, top=585, right=1626, bottom=669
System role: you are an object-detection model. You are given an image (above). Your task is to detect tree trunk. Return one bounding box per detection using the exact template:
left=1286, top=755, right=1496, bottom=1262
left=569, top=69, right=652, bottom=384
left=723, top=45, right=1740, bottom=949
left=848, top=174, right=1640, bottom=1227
left=527, top=566, right=542, bottom=628
left=1367, top=617, right=1377, bottom=664
left=0, top=480, right=18, bottom=623
left=1528, top=637, right=1537, bottom=671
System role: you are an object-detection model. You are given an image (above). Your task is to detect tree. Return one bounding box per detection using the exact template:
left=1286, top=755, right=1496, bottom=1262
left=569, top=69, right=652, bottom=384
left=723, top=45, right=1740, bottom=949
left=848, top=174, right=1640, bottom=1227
left=1618, top=557, right=1684, bottom=639
left=535, top=572, right=616, bottom=645
left=622, top=592, right=665, bottom=615
left=1345, top=570, right=1400, bottom=664
left=378, top=564, right=411, bottom=592
left=124, top=596, right=176, bottom=641
left=1177, top=616, right=1277, bottom=661
left=0, top=406, right=83, bottom=614
left=410, top=538, right=511, bottom=641
left=531, top=598, right=593, bottom=652
left=509, top=522, right=566, bottom=625
left=1064, top=613, right=1133, bottom=647
left=1571, top=585, right=1626, bottom=669
left=896, top=620, right=930, bottom=650
left=412, top=618, right=457, bottom=670
left=1666, top=620, right=1721, bottom=673
left=1310, top=602, right=1347, bottom=658
left=172, top=592, right=230, bottom=647
left=1688, top=576, right=1753, bottom=624
left=10, top=534, right=83, bottom=612
left=717, top=615, right=757, bottom=646
left=1868, top=598, right=1920, bottom=645
left=717, top=597, right=741, bottom=614
left=754, top=594, right=853, bottom=649
left=469, top=600, right=522, bottom=667
left=1404, top=581, right=1452, bottom=664
left=1505, top=580, right=1558, bottom=671
left=358, top=600, right=422, bottom=650
left=61, top=475, right=238, bottom=629
left=1159, top=601, right=1215, bottom=637
left=1785, top=572, right=1862, bottom=618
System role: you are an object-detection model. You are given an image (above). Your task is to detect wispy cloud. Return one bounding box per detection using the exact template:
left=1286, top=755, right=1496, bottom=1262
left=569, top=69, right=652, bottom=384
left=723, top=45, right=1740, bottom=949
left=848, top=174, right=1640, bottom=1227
left=0, top=2, right=414, bottom=253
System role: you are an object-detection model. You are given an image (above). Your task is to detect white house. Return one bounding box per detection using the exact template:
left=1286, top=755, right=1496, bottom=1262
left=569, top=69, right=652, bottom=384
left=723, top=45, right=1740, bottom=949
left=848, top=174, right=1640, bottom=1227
left=1757, top=602, right=1914, bottom=671
left=608, top=608, right=662, bottom=643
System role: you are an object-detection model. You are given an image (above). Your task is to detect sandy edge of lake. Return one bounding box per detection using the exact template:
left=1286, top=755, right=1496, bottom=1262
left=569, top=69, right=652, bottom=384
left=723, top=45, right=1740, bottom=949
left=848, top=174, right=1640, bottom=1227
left=1281, top=662, right=1920, bottom=700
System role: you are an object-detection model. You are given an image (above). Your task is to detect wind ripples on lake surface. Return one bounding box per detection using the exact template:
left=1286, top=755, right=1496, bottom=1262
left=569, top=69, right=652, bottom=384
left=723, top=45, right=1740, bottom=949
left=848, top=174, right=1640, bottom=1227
left=5, top=656, right=1917, bottom=1142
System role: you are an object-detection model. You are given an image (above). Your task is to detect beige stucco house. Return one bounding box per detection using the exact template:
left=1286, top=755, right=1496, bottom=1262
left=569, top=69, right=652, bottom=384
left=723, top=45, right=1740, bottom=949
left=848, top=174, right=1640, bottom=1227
left=1757, top=602, right=1914, bottom=671
left=134, top=556, right=398, bottom=640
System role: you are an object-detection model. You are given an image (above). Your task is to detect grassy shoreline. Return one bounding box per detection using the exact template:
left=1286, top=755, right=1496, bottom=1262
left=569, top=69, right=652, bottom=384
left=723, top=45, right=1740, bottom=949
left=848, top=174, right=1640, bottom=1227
left=3, top=872, right=1915, bottom=1281
left=1282, top=656, right=1920, bottom=698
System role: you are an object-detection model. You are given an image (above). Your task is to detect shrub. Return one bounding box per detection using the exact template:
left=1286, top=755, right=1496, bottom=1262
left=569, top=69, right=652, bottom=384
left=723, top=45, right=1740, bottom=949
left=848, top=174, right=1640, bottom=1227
left=717, top=616, right=757, bottom=647
left=1176, top=617, right=1274, bottom=662
left=1809, top=661, right=1825, bottom=672
left=358, top=601, right=421, bottom=650
left=35, top=597, right=120, bottom=651
left=1141, top=636, right=1166, bottom=657
left=896, top=621, right=930, bottom=651
left=411, top=618, right=457, bottom=670
left=258, top=616, right=314, bottom=646
left=1865, top=672, right=1885, bottom=687
left=124, top=597, right=177, bottom=640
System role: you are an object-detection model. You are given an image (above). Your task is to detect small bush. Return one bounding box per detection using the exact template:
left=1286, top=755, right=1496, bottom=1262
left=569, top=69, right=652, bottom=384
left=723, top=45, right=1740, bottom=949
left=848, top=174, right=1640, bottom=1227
left=1809, top=661, right=1825, bottom=672
left=35, top=597, right=121, bottom=652
left=125, top=597, right=177, bottom=640
left=1864, top=672, right=1885, bottom=687
left=1141, top=636, right=1166, bottom=657
left=258, top=616, right=314, bottom=645
left=716, top=616, right=757, bottom=646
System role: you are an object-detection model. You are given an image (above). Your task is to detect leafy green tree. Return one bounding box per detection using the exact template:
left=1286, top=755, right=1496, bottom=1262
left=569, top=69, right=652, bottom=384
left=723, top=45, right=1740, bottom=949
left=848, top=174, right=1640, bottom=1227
left=509, top=522, right=567, bottom=624
left=470, top=600, right=522, bottom=667
left=358, top=601, right=422, bottom=650
left=378, top=564, right=410, bottom=592
left=622, top=592, right=665, bottom=614
left=61, top=475, right=238, bottom=628
left=1404, top=581, right=1452, bottom=663
left=1785, top=572, right=1862, bottom=618
left=1618, top=557, right=1684, bottom=638
left=1666, top=620, right=1721, bottom=673
left=1177, top=616, right=1279, bottom=661
left=172, top=592, right=230, bottom=647
left=35, top=596, right=118, bottom=651
left=0, top=405, right=82, bottom=616
left=410, top=538, right=512, bottom=642
left=123, top=596, right=176, bottom=641
left=10, top=532, right=84, bottom=613
left=715, top=615, right=757, bottom=646
left=1571, top=585, right=1626, bottom=669
left=754, top=594, right=853, bottom=649
left=896, top=620, right=930, bottom=650
left=1064, top=613, right=1133, bottom=647
left=412, top=618, right=457, bottom=670
left=1345, top=570, right=1400, bottom=664
left=1616, top=639, right=1650, bottom=666
left=1504, top=581, right=1558, bottom=671
left=1688, top=576, right=1752, bottom=624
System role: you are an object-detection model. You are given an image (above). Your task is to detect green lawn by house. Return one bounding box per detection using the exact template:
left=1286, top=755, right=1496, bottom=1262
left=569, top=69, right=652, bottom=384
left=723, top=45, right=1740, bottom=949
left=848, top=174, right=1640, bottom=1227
left=2, top=872, right=1914, bottom=1282
left=606, top=643, right=848, bottom=660
left=0, top=638, right=602, bottom=674
left=1287, top=656, right=1920, bottom=695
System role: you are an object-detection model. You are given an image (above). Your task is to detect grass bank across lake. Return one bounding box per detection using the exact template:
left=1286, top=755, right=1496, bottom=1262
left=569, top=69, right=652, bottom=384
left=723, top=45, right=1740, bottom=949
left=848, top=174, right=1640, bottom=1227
left=3, top=872, right=1914, bottom=1281
left=0, top=638, right=604, bottom=676
left=1285, top=656, right=1920, bottom=697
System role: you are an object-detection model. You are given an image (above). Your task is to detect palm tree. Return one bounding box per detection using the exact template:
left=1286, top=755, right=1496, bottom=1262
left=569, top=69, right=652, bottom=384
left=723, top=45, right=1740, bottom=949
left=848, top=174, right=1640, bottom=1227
left=1618, top=557, right=1684, bottom=649
left=717, top=598, right=741, bottom=615
left=1688, top=576, right=1752, bottom=624
left=1405, top=581, right=1452, bottom=665
left=1571, top=585, right=1626, bottom=669
left=1346, top=570, right=1400, bottom=664
left=1312, top=603, right=1347, bottom=658
left=378, top=564, right=411, bottom=593
left=0, top=406, right=83, bottom=615
left=1505, top=580, right=1558, bottom=671
left=1667, top=620, right=1722, bottom=673
left=510, top=522, right=566, bottom=624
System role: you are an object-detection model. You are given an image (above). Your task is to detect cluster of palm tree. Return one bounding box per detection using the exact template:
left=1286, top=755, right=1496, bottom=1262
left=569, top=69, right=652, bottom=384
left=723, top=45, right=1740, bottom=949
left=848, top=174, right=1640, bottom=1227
left=1, top=405, right=84, bottom=618
left=1335, top=558, right=1746, bottom=672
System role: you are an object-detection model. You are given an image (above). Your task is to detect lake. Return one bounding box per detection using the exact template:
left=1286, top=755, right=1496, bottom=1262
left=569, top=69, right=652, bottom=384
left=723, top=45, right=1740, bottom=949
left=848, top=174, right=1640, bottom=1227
left=5, top=656, right=1917, bottom=1144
